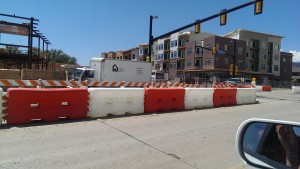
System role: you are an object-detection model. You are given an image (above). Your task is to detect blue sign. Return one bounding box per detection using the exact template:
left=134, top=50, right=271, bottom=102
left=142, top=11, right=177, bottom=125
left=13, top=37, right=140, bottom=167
left=217, top=50, right=226, bottom=54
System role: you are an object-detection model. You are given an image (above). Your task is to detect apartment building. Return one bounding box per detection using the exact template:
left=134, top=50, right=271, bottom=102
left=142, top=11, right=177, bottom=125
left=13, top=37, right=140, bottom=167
left=101, top=48, right=139, bottom=61
left=224, top=29, right=283, bottom=83
left=152, top=31, right=214, bottom=82
left=138, top=44, right=149, bottom=62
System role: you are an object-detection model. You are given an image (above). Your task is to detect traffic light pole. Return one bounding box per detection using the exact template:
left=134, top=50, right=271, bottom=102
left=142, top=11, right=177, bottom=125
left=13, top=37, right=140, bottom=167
left=148, top=16, right=154, bottom=62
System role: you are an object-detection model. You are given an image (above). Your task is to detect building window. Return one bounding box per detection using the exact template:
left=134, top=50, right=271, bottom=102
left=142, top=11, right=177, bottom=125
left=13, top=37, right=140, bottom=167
left=263, top=54, right=267, bottom=60
left=205, top=44, right=212, bottom=53
left=132, top=54, right=135, bottom=59
left=246, top=52, right=249, bottom=57
left=139, top=48, right=143, bottom=55
left=196, top=47, right=200, bottom=54
left=261, top=64, right=266, bottom=70
left=268, top=65, right=272, bottom=73
left=237, top=61, right=244, bottom=68
left=275, top=43, right=280, bottom=50
left=274, top=65, right=279, bottom=71
left=205, top=58, right=211, bottom=65
left=174, top=51, right=178, bottom=58
left=238, top=47, right=243, bottom=55
left=186, top=48, right=192, bottom=55
left=187, top=60, right=192, bottom=67
left=224, top=44, right=228, bottom=51
left=174, top=40, right=178, bottom=47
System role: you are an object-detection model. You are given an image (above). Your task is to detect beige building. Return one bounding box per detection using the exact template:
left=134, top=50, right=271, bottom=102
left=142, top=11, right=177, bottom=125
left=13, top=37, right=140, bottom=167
left=224, top=29, right=283, bottom=83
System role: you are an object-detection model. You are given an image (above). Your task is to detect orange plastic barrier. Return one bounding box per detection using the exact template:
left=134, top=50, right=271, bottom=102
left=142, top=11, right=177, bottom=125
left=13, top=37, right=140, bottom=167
left=5, top=88, right=89, bottom=125
left=213, top=88, right=237, bottom=107
left=262, top=85, right=272, bottom=92
left=144, top=88, right=185, bottom=113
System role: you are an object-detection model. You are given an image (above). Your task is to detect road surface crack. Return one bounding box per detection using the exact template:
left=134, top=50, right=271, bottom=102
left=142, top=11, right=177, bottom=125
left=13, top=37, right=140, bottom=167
left=99, top=120, right=200, bottom=169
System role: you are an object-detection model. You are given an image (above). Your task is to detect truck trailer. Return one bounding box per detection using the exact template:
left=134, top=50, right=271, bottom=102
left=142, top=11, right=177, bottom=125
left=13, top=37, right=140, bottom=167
left=74, top=58, right=152, bottom=82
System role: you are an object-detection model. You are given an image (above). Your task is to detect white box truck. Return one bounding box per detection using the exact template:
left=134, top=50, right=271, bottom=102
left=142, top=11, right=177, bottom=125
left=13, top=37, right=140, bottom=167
left=74, top=58, right=152, bottom=82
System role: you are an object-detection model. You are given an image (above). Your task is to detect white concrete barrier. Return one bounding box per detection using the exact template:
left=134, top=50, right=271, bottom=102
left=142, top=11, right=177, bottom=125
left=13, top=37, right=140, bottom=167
left=88, top=88, right=144, bottom=118
left=292, top=86, right=300, bottom=94
left=256, top=86, right=263, bottom=92
left=184, top=88, right=214, bottom=109
left=236, top=88, right=256, bottom=105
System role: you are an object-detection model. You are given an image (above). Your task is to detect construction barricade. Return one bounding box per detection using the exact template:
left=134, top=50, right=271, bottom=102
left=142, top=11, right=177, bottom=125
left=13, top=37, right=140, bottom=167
left=5, top=88, right=89, bottom=125
left=184, top=88, right=214, bottom=109
left=213, top=88, right=237, bottom=107
left=262, top=85, right=272, bottom=92
left=256, top=85, right=263, bottom=92
left=0, top=88, right=5, bottom=125
left=292, top=86, right=300, bottom=94
left=88, top=88, right=144, bottom=118
left=144, top=88, right=185, bottom=113
left=236, top=88, right=256, bottom=105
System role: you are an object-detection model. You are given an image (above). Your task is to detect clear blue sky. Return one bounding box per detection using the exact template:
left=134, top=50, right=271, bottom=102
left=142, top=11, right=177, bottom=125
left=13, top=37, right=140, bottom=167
left=1, top=0, right=300, bottom=65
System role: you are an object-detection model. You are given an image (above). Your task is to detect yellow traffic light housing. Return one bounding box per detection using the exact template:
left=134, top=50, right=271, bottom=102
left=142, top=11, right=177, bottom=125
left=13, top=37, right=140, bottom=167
left=220, top=9, right=227, bottom=26
left=195, top=23, right=200, bottom=34
left=254, top=0, right=263, bottom=15
left=212, top=47, right=216, bottom=55
left=235, top=65, right=238, bottom=75
left=230, top=64, right=234, bottom=75
left=146, top=56, right=150, bottom=62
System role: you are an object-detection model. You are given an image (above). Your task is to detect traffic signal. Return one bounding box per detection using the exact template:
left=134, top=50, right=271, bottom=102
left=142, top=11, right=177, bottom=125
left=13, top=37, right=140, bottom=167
left=235, top=65, right=238, bottom=75
left=230, top=64, right=233, bottom=75
left=220, top=9, right=227, bottom=26
left=195, top=23, right=200, bottom=34
left=212, top=47, right=216, bottom=55
left=254, top=0, right=263, bottom=15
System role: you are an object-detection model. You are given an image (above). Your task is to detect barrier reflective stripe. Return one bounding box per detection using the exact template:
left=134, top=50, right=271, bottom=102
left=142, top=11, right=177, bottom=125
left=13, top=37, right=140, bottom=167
left=144, top=88, right=185, bottom=113
left=236, top=88, right=256, bottom=105
left=184, top=88, right=214, bottom=109
left=262, top=85, right=272, bottom=92
left=88, top=88, right=144, bottom=118
left=213, top=88, right=237, bottom=107
left=5, top=88, right=88, bottom=125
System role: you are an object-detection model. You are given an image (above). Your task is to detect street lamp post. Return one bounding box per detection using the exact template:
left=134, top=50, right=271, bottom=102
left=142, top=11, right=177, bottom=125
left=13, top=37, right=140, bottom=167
left=148, top=15, right=158, bottom=62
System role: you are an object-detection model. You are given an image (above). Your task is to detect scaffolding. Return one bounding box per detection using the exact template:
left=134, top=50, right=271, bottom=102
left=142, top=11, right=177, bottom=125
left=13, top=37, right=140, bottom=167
left=0, top=13, right=51, bottom=69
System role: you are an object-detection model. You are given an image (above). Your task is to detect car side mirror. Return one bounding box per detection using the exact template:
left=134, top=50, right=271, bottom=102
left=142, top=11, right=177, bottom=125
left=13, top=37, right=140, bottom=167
left=236, top=119, right=300, bottom=169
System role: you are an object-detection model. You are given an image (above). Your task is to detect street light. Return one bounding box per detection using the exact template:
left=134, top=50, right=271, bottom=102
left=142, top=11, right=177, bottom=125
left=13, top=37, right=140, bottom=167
left=148, top=15, right=158, bottom=62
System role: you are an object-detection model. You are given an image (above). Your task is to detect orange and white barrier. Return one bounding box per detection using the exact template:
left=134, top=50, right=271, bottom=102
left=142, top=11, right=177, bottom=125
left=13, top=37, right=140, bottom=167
left=184, top=88, right=214, bottom=109
left=1, top=87, right=257, bottom=125
left=292, top=86, right=300, bottom=94
left=236, top=88, right=256, bottom=105
left=88, top=88, right=144, bottom=118
left=262, top=85, right=272, bottom=92
left=0, top=88, right=5, bottom=125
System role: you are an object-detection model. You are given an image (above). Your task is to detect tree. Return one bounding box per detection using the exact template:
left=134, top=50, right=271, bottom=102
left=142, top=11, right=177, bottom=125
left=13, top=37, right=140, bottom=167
left=5, top=45, right=23, bottom=54
left=47, top=49, right=77, bottom=64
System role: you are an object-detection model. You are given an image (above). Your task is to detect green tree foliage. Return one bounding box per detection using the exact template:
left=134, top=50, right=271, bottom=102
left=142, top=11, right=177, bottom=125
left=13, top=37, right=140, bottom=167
left=5, top=45, right=22, bottom=54
left=47, top=49, right=77, bottom=64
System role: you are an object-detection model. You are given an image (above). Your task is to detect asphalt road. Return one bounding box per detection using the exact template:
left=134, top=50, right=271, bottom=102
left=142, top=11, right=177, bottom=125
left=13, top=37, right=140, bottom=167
left=0, top=90, right=299, bottom=169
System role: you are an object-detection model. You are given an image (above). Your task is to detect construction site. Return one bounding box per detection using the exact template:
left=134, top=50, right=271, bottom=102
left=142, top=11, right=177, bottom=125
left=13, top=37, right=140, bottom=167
left=0, top=13, right=69, bottom=81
